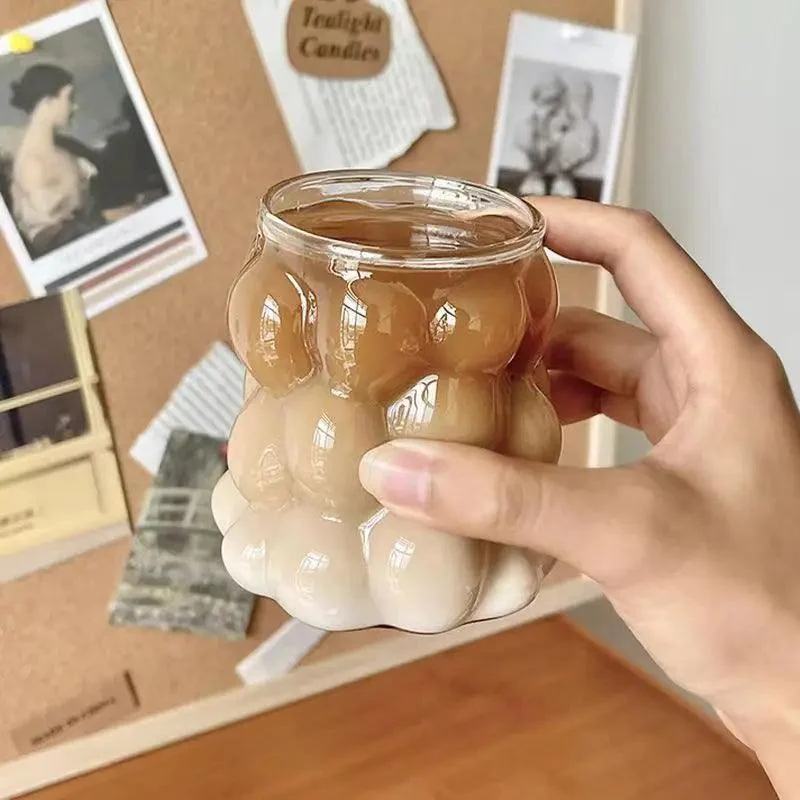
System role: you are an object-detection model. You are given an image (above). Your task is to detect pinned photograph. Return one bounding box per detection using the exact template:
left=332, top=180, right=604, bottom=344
left=487, top=13, right=636, bottom=205
left=0, top=289, right=129, bottom=567
left=0, top=1, right=206, bottom=317
left=109, top=430, right=255, bottom=640
left=0, top=293, right=89, bottom=457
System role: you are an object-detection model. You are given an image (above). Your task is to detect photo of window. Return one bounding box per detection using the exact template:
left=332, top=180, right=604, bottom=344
left=0, top=289, right=128, bottom=563
left=0, top=293, right=89, bottom=454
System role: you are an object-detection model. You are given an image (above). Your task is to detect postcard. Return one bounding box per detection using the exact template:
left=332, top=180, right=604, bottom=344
left=109, top=430, right=255, bottom=640
left=487, top=13, right=637, bottom=206
left=0, top=289, right=129, bottom=574
left=0, top=1, right=206, bottom=317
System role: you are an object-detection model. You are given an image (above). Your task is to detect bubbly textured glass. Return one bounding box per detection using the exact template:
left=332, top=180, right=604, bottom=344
left=212, top=171, right=561, bottom=633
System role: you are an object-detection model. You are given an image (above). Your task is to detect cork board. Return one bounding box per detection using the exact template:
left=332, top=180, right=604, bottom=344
left=0, top=0, right=616, bottom=769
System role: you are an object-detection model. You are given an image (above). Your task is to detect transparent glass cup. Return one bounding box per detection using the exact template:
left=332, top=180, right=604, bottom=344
left=212, top=171, right=561, bottom=633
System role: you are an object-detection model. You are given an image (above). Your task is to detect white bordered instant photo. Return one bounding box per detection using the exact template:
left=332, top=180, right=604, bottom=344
left=487, top=13, right=636, bottom=209
left=0, top=1, right=206, bottom=317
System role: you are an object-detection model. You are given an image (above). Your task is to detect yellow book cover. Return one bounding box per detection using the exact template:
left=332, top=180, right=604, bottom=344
left=0, top=289, right=129, bottom=577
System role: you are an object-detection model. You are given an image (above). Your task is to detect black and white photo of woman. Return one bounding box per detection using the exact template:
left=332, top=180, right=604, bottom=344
left=0, top=52, right=170, bottom=260
left=8, top=63, right=103, bottom=258
left=0, top=7, right=204, bottom=317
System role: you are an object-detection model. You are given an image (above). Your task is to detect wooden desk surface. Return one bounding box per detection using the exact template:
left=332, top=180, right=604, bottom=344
left=24, top=618, right=775, bottom=800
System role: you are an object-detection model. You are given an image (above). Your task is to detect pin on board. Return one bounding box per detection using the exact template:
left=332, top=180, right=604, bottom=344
left=6, top=32, right=37, bottom=54
left=286, top=0, right=391, bottom=79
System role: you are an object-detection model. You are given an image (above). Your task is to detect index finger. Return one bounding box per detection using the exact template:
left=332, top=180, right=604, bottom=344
left=527, top=197, right=748, bottom=360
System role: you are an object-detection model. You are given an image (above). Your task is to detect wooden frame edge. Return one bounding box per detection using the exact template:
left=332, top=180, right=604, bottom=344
left=589, top=0, right=642, bottom=470
left=0, top=576, right=601, bottom=798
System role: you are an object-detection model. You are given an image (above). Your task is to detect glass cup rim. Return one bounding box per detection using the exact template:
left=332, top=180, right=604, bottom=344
left=259, top=169, right=546, bottom=270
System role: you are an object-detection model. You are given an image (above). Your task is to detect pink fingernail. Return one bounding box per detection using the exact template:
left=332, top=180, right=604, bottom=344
left=359, top=442, right=433, bottom=509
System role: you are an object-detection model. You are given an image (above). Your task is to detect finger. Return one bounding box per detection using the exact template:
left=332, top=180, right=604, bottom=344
left=599, top=392, right=641, bottom=430
left=360, top=439, right=660, bottom=583
left=549, top=372, right=641, bottom=429
left=546, top=307, right=655, bottom=396
left=526, top=197, right=748, bottom=363
left=548, top=372, right=600, bottom=423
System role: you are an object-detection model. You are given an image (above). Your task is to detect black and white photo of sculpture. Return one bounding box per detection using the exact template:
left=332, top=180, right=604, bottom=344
left=492, top=59, right=623, bottom=203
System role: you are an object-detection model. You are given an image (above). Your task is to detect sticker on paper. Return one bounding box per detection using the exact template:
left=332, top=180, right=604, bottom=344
left=286, top=0, right=391, bottom=79
left=244, top=0, right=455, bottom=171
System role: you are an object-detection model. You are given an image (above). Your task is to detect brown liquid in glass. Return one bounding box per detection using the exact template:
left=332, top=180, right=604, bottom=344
left=221, top=196, right=562, bottom=632
left=279, top=198, right=526, bottom=253
left=227, top=198, right=559, bottom=509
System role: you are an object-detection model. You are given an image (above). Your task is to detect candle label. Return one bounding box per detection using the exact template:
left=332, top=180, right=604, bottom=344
left=10, top=673, right=138, bottom=755
left=286, top=0, right=391, bottom=79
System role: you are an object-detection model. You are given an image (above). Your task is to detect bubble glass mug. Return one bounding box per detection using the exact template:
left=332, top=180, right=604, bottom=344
left=211, top=171, right=561, bottom=634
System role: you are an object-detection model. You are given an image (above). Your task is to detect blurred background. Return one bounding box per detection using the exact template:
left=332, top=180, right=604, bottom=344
left=0, top=0, right=797, bottom=797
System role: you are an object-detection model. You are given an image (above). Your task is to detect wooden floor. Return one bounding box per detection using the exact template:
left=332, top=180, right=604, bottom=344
left=25, top=618, right=776, bottom=800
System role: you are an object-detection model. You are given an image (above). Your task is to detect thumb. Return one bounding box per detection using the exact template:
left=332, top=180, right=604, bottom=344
left=359, top=439, right=660, bottom=584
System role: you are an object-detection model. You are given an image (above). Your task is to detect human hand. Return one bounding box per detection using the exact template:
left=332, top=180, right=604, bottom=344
left=359, top=198, right=800, bottom=796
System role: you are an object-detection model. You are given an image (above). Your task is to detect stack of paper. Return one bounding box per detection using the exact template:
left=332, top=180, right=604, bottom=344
left=130, top=342, right=245, bottom=476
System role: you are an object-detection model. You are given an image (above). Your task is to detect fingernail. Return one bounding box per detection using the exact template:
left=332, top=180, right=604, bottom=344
left=359, top=441, right=434, bottom=510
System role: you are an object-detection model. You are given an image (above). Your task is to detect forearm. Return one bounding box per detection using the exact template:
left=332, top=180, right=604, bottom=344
left=737, top=714, right=800, bottom=799
left=754, top=735, right=800, bottom=798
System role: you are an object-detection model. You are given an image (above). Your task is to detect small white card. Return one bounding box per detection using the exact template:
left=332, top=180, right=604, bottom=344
left=242, top=0, right=456, bottom=171
left=487, top=13, right=637, bottom=208
left=0, top=1, right=207, bottom=317
left=236, top=619, right=328, bottom=686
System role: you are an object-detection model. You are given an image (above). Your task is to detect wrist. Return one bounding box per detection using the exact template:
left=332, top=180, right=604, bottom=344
left=746, top=725, right=800, bottom=799
left=725, top=697, right=800, bottom=747
left=713, top=650, right=800, bottom=748
left=726, top=707, right=800, bottom=798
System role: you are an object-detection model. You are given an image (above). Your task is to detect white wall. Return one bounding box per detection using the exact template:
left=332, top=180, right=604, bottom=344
left=632, top=0, right=800, bottom=394
left=580, top=0, right=800, bottom=724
